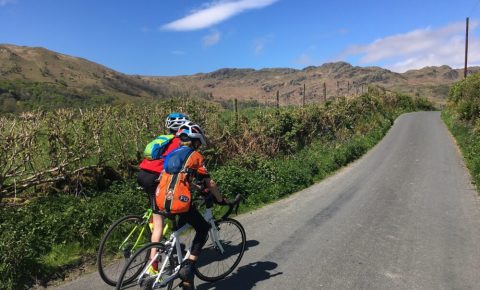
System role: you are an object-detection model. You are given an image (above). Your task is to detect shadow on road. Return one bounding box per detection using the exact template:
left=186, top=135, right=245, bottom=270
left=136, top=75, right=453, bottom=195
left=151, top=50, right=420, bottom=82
left=197, top=240, right=280, bottom=290
left=197, top=260, right=282, bottom=290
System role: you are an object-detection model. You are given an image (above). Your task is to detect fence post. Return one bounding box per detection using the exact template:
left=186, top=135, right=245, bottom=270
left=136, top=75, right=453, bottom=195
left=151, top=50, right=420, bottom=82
left=234, top=98, right=238, bottom=128
left=303, top=83, right=306, bottom=107
left=323, top=82, right=327, bottom=102
left=275, top=90, right=279, bottom=109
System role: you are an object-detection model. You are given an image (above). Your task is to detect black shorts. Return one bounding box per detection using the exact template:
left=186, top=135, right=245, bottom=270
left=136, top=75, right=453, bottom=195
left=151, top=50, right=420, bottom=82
left=137, top=169, right=161, bottom=214
left=176, top=206, right=211, bottom=256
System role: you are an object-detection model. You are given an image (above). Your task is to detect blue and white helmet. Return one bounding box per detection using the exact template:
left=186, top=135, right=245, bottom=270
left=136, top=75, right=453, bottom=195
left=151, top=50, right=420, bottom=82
left=165, top=113, right=189, bottom=132
left=177, top=121, right=207, bottom=145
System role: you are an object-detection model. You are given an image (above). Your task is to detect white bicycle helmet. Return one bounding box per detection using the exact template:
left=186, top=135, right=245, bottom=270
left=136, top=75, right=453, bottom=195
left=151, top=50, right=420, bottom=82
left=177, top=121, right=207, bottom=145
left=165, top=113, right=189, bottom=132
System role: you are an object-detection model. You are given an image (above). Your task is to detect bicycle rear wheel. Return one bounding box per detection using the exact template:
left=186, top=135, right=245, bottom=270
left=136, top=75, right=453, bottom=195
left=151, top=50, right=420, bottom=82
left=195, top=218, right=246, bottom=282
left=116, top=242, right=174, bottom=290
left=97, top=215, right=151, bottom=286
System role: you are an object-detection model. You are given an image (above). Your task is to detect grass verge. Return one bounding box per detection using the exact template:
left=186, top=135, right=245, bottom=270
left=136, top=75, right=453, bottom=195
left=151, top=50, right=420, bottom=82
left=442, top=111, right=480, bottom=191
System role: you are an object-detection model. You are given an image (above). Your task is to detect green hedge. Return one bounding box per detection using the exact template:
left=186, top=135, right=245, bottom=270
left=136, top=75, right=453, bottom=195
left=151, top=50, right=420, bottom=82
left=0, top=183, right=146, bottom=290
left=442, top=73, right=480, bottom=191
left=442, top=112, right=480, bottom=189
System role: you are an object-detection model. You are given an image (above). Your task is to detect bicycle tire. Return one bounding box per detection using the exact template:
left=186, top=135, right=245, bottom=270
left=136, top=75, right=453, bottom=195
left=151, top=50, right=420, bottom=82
left=116, top=242, right=174, bottom=290
left=97, top=215, right=151, bottom=286
left=195, top=218, right=246, bottom=282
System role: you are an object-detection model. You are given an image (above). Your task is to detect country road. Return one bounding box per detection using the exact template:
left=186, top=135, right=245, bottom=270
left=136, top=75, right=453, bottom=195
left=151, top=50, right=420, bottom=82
left=52, top=111, right=480, bottom=290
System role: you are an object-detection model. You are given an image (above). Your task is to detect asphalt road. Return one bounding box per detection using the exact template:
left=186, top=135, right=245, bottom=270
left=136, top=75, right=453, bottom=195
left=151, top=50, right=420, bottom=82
left=52, top=111, right=480, bottom=290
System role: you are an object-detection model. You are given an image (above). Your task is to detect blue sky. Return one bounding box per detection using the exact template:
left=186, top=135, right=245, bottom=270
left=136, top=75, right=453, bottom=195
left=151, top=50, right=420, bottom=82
left=2, top=0, right=480, bottom=75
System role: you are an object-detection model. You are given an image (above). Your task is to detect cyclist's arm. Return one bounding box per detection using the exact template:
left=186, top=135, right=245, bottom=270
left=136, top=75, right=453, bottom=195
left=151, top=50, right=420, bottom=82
left=193, top=152, right=224, bottom=203
left=204, top=178, right=223, bottom=203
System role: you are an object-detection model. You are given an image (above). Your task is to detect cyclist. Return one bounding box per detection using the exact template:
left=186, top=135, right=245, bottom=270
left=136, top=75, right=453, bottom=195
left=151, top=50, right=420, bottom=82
left=155, top=121, right=226, bottom=290
left=137, top=112, right=189, bottom=273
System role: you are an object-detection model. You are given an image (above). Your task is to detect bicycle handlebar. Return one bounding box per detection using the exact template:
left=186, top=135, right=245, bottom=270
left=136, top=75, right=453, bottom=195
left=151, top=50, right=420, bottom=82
left=194, top=190, right=242, bottom=220
left=219, top=194, right=242, bottom=220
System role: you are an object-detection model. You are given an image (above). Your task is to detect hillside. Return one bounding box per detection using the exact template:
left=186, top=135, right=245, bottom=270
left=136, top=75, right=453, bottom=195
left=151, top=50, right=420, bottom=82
left=147, top=63, right=480, bottom=105
left=0, top=44, right=198, bottom=112
left=1, top=44, right=478, bottom=111
left=0, top=44, right=176, bottom=97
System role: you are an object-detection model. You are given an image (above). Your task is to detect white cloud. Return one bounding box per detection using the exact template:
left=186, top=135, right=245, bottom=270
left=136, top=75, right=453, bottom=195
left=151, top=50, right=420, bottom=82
left=336, top=28, right=349, bottom=35
left=162, top=0, right=278, bottom=31
left=253, top=34, right=273, bottom=55
left=341, top=21, right=480, bottom=72
left=0, top=0, right=15, bottom=6
left=172, top=50, right=186, bottom=55
left=253, top=39, right=266, bottom=55
left=296, top=53, right=313, bottom=66
left=294, top=45, right=317, bottom=66
left=202, top=30, right=221, bottom=47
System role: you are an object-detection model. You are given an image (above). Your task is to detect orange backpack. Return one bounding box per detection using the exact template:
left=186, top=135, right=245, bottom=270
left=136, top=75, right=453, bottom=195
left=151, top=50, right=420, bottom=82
left=155, top=147, right=195, bottom=214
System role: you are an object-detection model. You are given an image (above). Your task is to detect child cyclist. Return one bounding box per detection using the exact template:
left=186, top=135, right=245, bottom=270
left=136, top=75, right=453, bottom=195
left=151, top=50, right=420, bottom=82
left=137, top=113, right=189, bottom=273
left=155, top=121, right=226, bottom=290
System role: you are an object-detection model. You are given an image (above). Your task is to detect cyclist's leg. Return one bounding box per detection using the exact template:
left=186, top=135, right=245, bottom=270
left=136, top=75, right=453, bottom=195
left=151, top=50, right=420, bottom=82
left=138, top=169, right=164, bottom=271
left=177, top=207, right=210, bottom=289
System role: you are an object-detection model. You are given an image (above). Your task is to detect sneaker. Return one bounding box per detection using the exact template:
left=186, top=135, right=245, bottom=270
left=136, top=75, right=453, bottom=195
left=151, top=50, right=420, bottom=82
left=146, top=264, right=158, bottom=276
left=178, top=261, right=195, bottom=288
left=180, top=281, right=195, bottom=290
left=146, top=259, right=159, bottom=276
left=148, top=216, right=154, bottom=232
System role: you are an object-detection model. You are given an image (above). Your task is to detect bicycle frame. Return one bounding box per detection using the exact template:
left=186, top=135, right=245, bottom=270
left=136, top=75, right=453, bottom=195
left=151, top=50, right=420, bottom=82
left=118, top=209, right=171, bottom=253
left=137, top=206, right=223, bottom=288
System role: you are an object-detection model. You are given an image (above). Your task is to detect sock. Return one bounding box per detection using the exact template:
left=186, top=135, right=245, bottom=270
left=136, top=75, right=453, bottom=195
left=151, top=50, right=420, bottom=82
left=150, top=259, right=158, bottom=271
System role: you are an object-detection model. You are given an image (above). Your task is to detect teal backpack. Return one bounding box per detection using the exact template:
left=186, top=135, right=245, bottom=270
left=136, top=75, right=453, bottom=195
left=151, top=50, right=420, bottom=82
left=143, top=134, right=175, bottom=160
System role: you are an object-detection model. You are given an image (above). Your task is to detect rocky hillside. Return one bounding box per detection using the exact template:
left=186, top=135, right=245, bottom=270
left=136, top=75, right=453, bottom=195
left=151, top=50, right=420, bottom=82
left=148, top=63, right=480, bottom=105
left=1, top=44, right=478, bottom=110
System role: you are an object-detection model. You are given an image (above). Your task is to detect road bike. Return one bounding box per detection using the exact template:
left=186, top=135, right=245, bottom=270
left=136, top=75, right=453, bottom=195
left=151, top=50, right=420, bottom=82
left=115, top=193, right=246, bottom=290
left=97, top=207, right=171, bottom=286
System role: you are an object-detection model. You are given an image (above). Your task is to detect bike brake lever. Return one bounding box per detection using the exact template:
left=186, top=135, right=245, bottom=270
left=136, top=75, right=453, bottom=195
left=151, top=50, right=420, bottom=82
left=234, top=203, right=239, bottom=215
left=233, top=194, right=242, bottom=215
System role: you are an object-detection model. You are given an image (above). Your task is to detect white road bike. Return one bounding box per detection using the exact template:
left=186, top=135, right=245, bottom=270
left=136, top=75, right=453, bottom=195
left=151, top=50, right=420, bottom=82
left=115, top=193, right=245, bottom=290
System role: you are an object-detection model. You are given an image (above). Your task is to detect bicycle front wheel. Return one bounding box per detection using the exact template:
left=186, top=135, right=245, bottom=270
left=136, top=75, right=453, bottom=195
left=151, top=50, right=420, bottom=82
left=195, top=218, right=246, bottom=282
left=116, top=242, right=174, bottom=290
left=97, top=215, right=151, bottom=286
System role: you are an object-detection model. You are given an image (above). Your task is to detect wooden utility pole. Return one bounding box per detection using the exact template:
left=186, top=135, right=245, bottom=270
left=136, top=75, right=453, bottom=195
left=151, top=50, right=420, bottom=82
left=465, top=17, right=469, bottom=78
left=323, top=82, right=327, bottom=101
